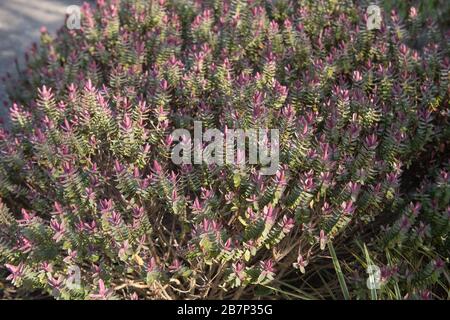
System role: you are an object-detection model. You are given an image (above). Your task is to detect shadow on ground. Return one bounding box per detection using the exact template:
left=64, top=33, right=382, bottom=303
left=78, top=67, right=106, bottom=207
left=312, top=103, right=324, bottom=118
left=0, top=0, right=87, bottom=123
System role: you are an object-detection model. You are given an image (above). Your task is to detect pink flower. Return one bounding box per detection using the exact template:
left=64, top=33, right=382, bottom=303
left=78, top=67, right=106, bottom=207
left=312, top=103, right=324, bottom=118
left=114, top=160, right=124, bottom=173
left=50, top=219, right=65, bottom=242
left=53, top=202, right=64, bottom=216
left=121, top=113, right=133, bottom=131
left=222, top=238, right=232, bottom=251
left=434, top=258, right=445, bottom=271
left=37, top=85, right=53, bottom=100
left=260, top=259, right=276, bottom=277
left=341, top=201, right=356, bottom=215
left=130, top=292, right=139, bottom=300
left=132, top=206, right=145, bottom=220
left=233, top=262, right=246, bottom=281
left=319, top=230, right=328, bottom=250
left=90, top=279, right=113, bottom=300
left=48, top=274, right=64, bottom=290
left=99, top=199, right=113, bottom=213
left=5, top=263, right=25, bottom=282
left=118, top=240, right=130, bottom=260
left=146, top=257, right=159, bottom=273
left=63, top=249, right=77, bottom=264
left=400, top=215, right=411, bottom=231
left=109, top=211, right=122, bottom=226
left=263, top=205, right=277, bottom=224
left=353, top=70, right=363, bottom=82
left=192, top=197, right=203, bottom=212
left=17, top=236, right=33, bottom=253
left=152, top=160, right=162, bottom=174
left=40, top=262, right=53, bottom=273
left=409, top=7, right=418, bottom=19
left=365, top=134, right=378, bottom=150
left=169, top=259, right=182, bottom=272
left=293, top=254, right=308, bottom=274
left=84, top=220, right=97, bottom=233
left=84, top=79, right=96, bottom=93
left=17, top=208, right=35, bottom=225
left=280, top=216, right=295, bottom=233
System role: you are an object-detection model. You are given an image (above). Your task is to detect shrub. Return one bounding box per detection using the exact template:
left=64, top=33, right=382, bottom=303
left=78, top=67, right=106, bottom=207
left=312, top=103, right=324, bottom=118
left=369, top=163, right=450, bottom=299
left=320, top=161, right=449, bottom=300
left=0, top=0, right=448, bottom=299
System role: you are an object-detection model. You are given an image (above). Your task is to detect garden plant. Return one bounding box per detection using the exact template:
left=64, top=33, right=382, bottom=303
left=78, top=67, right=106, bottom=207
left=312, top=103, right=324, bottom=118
left=0, top=0, right=448, bottom=300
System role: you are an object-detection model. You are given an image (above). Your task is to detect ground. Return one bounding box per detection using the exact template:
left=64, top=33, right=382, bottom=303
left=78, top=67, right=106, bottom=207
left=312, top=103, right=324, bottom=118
left=0, top=0, right=86, bottom=123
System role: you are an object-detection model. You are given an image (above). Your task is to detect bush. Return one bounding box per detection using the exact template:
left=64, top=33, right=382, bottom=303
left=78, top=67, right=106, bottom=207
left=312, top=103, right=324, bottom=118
left=0, top=0, right=448, bottom=299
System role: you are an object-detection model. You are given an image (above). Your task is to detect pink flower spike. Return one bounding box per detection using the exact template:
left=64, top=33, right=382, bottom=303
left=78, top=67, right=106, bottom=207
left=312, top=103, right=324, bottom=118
left=90, top=279, right=113, bottom=300
left=153, top=160, right=162, bottom=174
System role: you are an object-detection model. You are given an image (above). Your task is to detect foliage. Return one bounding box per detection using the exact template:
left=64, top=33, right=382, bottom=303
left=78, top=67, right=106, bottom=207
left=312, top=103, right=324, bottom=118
left=0, top=0, right=448, bottom=299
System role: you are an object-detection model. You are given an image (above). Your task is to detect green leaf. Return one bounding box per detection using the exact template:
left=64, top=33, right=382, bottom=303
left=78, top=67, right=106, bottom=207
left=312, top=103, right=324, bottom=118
left=328, top=242, right=350, bottom=300
left=233, top=173, right=241, bottom=188
left=244, top=250, right=251, bottom=262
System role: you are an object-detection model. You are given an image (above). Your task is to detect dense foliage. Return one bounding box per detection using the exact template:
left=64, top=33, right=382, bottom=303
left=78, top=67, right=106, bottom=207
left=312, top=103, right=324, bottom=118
left=0, top=0, right=448, bottom=299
